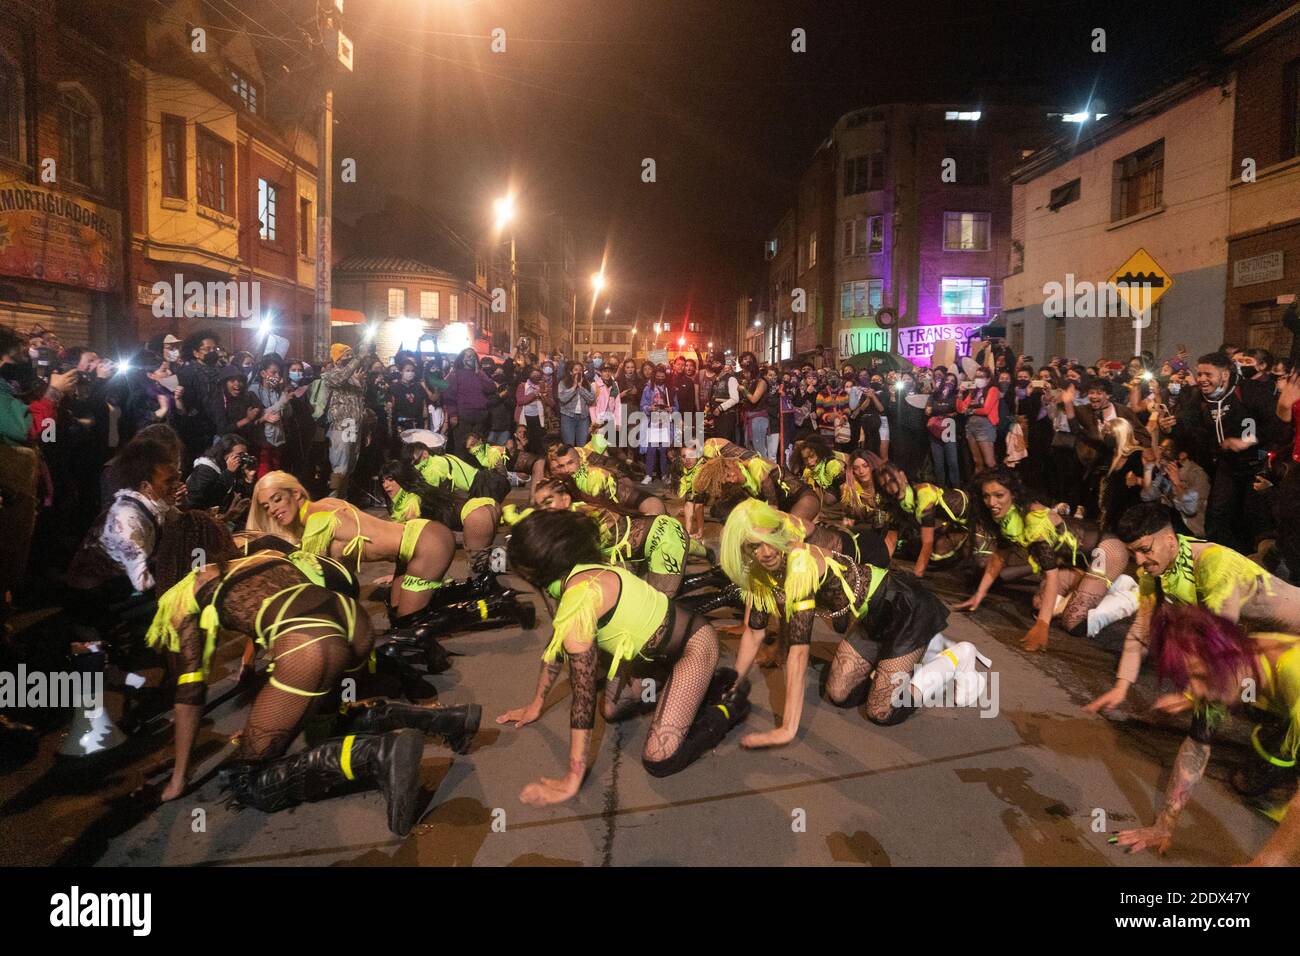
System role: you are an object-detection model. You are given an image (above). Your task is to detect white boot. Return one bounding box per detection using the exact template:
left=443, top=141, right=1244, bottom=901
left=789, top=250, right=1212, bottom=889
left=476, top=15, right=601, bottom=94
left=1086, top=574, right=1139, bottom=638
left=911, top=638, right=991, bottom=704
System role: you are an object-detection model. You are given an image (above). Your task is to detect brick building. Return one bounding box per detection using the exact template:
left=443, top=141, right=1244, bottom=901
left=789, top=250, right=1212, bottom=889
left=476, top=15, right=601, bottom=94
left=1224, top=4, right=1300, bottom=352
left=0, top=0, right=127, bottom=346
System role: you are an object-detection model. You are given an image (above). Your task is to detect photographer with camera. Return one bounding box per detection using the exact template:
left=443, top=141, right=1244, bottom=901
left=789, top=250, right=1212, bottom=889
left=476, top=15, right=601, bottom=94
left=184, top=433, right=257, bottom=523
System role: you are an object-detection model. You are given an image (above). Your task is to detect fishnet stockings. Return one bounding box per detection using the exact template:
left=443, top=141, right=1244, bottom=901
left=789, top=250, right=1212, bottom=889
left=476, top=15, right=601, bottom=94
left=1060, top=536, right=1130, bottom=632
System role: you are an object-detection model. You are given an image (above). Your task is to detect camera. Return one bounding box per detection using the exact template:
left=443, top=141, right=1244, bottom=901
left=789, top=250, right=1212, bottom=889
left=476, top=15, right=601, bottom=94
left=237, top=452, right=258, bottom=470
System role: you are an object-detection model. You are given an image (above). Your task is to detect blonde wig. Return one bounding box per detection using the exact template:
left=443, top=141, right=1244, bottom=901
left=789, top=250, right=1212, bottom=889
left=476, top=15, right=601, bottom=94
left=246, top=470, right=311, bottom=538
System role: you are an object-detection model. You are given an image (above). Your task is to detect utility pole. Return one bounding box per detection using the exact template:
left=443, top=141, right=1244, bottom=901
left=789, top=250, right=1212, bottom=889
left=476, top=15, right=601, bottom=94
left=315, top=0, right=351, bottom=361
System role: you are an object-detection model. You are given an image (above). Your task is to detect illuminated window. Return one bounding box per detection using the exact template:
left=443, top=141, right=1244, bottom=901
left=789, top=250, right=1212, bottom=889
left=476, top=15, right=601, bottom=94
left=387, top=288, right=405, bottom=317
left=945, top=110, right=981, bottom=121
left=420, top=290, right=439, bottom=319
left=943, top=212, right=990, bottom=251
left=941, top=277, right=989, bottom=316
left=258, top=179, right=278, bottom=241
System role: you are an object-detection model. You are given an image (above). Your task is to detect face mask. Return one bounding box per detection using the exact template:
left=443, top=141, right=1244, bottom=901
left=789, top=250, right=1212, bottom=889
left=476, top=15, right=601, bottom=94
left=1169, top=383, right=1181, bottom=395
left=289, top=371, right=302, bottom=384
left=543, top=366, right=553, bottom=375
left=203, top=352, right=220, bottom=367
left=592, top=358, right=603, bottom=369
left=1237, top=363, right=1256, bottom=378
left=974, top=378, right=988, bottom=389
left=165, top=348, right=180, bottom=363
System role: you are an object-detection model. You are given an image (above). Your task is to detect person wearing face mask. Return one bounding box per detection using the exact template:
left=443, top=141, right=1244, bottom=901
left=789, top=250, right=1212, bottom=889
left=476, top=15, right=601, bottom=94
left=516, top=366, right=548, bottom=457
left=172, top=330, right=223, bottom=467
left=248, top=356, right=291, bottom=477
left=705, top=354, right=741, bottom=442
left=389, top=359, right=428, bottom=449
left=442, top=347, right=498, bottom=462
left=956, top=371, right=1000, bottom=471
left=1194, top=350, right=1286, bottom=553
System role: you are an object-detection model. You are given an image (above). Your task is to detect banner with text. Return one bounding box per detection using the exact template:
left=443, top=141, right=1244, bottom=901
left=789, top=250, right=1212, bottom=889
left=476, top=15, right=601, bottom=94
left=896, top=322, right=983, bottom=365
left=0, top=175, right=122, bottom=292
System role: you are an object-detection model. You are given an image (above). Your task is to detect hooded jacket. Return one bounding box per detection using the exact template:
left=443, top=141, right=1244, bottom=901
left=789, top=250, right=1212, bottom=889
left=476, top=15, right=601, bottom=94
left=1197, top=369, right=1285, bottom=475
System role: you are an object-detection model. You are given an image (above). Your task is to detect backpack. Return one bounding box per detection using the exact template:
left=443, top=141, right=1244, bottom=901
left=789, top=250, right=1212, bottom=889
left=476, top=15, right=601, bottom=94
left=308, top=377, right=331, bottom=423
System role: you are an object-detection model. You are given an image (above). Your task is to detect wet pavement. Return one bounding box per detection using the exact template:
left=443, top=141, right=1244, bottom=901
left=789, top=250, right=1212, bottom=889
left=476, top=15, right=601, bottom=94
left=0, top=490, right=1281, bottom=867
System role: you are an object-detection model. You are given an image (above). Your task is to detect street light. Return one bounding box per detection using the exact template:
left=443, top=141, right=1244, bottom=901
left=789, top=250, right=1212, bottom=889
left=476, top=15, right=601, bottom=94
left=591, top=272, right=606, bottom=293
left=492, top=193, right=518, bottom=351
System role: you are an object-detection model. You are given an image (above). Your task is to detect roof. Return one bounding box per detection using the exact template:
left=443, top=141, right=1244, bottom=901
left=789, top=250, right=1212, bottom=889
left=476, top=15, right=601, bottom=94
left=333, top=255, right=460, bottom=280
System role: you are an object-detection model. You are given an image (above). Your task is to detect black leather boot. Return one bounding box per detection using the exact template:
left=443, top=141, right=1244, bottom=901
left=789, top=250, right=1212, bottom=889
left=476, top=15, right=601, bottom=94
left=395, top=590, right=536, bottom=638
left=339, top=700, right=481, bottom=754
left=704, top=667, right=750, bottom=706
left=223, top=729, right=426, bottom=835
left=677, top=583, right=745, bottom=614
left=643, top=682, right=751, bottom=778
left=374, top=642, right=443, bottom=699
left=679, top=566, right=730, bottom=595
left=424, top=572, right=504, bottom=609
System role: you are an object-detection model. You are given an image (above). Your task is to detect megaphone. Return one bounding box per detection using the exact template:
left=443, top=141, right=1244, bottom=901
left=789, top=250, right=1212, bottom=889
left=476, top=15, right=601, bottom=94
left=58, top=648, right=127, bottom=756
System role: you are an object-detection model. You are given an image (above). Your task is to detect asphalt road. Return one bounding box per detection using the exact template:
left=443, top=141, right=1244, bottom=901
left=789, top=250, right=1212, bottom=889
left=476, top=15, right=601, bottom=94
left=0, top=488, right=1281, bottom=867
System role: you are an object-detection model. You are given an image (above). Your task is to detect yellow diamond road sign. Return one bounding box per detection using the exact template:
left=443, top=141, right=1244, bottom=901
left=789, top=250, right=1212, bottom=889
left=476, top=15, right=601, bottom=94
left=1108, top=248, right=1173, bottom=316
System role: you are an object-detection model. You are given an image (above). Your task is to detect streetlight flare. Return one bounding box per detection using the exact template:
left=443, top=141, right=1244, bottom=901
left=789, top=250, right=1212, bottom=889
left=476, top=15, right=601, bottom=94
left=493, top=194, right=515, bottom=230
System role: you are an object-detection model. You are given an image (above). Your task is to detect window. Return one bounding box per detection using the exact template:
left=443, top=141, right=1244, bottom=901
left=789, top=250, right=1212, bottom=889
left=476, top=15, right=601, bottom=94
left=58, top=90, right=94, bottom=187
left=299, top=196, right=311, bottom=254
left=0, top=57, right=19, bottom=162
left=869, top=151, right=885, bottom=191
left=844, top=155, right=870, bottom=195
left=940, top=277, right=989, bottom=316
left=387, top=288, right=406, bottom=317
left=258, top=179, right=278, bottom=241
left=943, top=212, right=990, bottom=251
left=946, top=146, right=990, bottom=186
left=196, top=128, right=232, bottom=213
left=161, top=115, right=186, bottom=199
left=842, top=216, right=883, bottom=256
left=807, top=232, right=817, bottom=269
left=420, top=290, right=439, bottom=320
left=229, top=68, right=258, bottom=113
left=1048, top=178, right=1080, bottom=212
left=764, top=238, right=777, bottom=260
left=449, top=294, right=458, bottom=322
left=945, top=110, right=981, bottom=121
left=1113, top=139, right=1164, bottom=221
left=840, top=280, right=883, bottom=319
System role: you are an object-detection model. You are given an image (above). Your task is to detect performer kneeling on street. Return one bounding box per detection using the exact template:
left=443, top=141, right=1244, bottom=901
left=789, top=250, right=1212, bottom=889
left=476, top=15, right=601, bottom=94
left=720, top=499, right=949, bottom=747
left=248, top=471, right=532, bottom=640
left=497, top=510, right=749, bottom=803
left=956, top=466, right=1132, bottom=652
left=1088, top=502, right=1300, bottom=714
left=525, top=477, right=706, bottom=595
left=1112, top=604, right=1300, bottom=865
left=147, top=548, right=479, bottom=835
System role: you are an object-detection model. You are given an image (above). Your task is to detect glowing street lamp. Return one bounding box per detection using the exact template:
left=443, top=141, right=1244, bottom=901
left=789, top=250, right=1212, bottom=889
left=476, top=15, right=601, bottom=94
left=591, top=272, right=606, bottom=293
left=493, top=193, right=518, bottom=347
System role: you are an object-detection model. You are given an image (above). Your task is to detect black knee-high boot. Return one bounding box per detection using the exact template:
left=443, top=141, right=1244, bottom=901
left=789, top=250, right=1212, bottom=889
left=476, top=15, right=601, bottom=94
left=374, top=640, right=446, bottom=697
left=337, top=700, right=481, bottom=754
left=389, top=590, right=536, bottom=637
left=425, top=572, right=503, bottom=609
left=643, top=684, right=751, bottom=778
left=679, top=566, right=730, bottom=595
left=676, top=583, right=745, bottom=614
left=223, top=729, right=426, bottom=835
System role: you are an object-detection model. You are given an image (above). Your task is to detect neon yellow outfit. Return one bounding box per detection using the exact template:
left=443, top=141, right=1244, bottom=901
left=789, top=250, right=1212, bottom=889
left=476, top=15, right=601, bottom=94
left=996, top=505, right=1083, bottom=575
left=470, top=443, right=508, bottom=471
left=543, top=563, right=669, bottom=678
left=299, top=500, right=439, bottom=593
left=803, top=453, right=847, bottom=491
left=897, top=483, right=970, bottom=560
left=1137, top=534, right=1275, bottom=613
left=146, top=551, right=364, bottom=697
left=417, top=453, right=479, bottom=493
left=573, top=461, right=620, bottom=501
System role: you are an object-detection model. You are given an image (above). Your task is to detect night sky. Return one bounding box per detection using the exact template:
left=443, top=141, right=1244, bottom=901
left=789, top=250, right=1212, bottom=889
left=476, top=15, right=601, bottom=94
left=308, top=0, right=1252, bottom=326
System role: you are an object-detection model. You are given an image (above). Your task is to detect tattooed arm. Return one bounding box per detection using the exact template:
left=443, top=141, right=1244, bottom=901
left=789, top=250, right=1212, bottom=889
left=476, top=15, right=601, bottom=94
left=496, top=658, right=563, bottom=728
left=1116, top=736, right=1210, bottom=855
left=520, top=642, right=597, bottom=807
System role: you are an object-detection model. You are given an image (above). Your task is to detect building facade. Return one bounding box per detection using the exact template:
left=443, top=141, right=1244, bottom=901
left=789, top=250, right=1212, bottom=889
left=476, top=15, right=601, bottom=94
left=1004, top=78, right=1236, bottom=365
left=332, top=254, right=489, bottom=359
left=0, top=0, right=127, bottom=348
left=1224, top=5, right=1300, bottom=353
